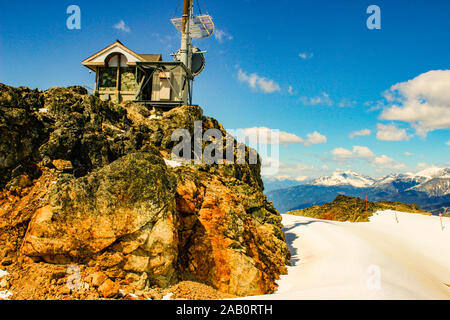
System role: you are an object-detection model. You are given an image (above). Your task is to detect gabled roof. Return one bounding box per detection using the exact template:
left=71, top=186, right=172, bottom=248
left=82, top=40, right=162, bottom=70
left=138, top=54, right=163, bottom=62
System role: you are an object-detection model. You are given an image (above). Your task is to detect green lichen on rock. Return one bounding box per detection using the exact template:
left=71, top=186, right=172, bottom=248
left=0, top=83, right=289, bottom=297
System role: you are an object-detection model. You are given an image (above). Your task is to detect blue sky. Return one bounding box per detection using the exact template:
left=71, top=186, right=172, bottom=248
left=0, top=0, right=449, bottom=180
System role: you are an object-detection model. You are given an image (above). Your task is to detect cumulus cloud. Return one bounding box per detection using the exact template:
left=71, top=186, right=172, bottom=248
left=299, top=52, right=314, bottom=60
left=446, top=141, right=450, bottom=146
left=376, top=124, right=412, bottom=141
left=237, top=69, right=281, bottom=94
left=240, top=127, right=302, bottom=145
left=270, top=162, right=313, bottom=180
left=304, top=131, right=327, bottom=146
left=332, top=146, right=375, bottom=160
left=331, top=145, right=405, bottom=170
left=215, top=29, right=233, bottom=43
left=114, top=20, right=131, bottom=33
left=331, top=147, right=354, bottom=160
left=380, top=70, right=450, bottom=137
left=349, top=129, right=372, bottom=139
left=239, top=127, right=327, bottom=147
left=373, top=155, right=406, bottom=170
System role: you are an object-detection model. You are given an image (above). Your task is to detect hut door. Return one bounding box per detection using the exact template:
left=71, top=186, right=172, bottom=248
left=159, top=72, right=172, bottom=100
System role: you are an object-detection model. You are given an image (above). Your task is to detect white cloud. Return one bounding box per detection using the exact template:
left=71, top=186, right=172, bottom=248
left=240, top=127, right=303, bottom=145
left=338, top=99, right=357, bottom=108
left=304, top=131, right=327, bottom=146
left=239, top=127, right=326, bottom=147
left=300, top=92, right=333, bottom=106
left=295, top=176, right=309, bottom=182
left=332, top=146, right=375, bottom=160
left=300, top=93, right=357, bottom=108
left=353, top=146, right=376, bottom=158
left=237, top=69, right=281, bottom=94
left=380, top=70, right=450, bottom=137
left=331, top=145, right=405, bottom=170
left=275, top=162, right=313, bottom=179
left=446, top=141, right=450, bottom=146
left=114, top=20, right=131, bottom=33
left=376, top=124, right=412, bottom=141
left=373, top=155, right=406, bottom=170
left=404, top=152, right=414, bottom=156
left=349, top=129, right=372, bottom=139
left=331, top=147, right=353, bottom=160
left=288, top=86, right=294, bottom=95
left=215, top=29, right=233, bottom=43
left=299, top=52, right=314, bottom=60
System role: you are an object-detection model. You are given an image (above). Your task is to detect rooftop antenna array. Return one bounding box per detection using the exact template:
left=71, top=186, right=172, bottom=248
left=171, top=0, right=214, bottom=104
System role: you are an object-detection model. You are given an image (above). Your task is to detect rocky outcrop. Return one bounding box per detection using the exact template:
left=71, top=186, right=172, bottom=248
left=0, top=84, right=289, bottom=298
left=288, top=195, right=428, bottom=222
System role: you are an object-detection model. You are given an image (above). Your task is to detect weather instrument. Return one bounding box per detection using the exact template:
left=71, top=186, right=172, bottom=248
left=173, top=47, right=206, bottom=76
left=171, top=0, right=214, bottom=103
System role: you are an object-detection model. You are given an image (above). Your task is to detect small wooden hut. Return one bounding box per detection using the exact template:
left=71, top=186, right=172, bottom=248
left=82, top=40, right=192, bottom=108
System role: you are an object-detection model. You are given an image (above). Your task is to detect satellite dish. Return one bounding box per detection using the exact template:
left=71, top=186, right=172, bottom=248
left=171, top=15, right=215, bottom=39
left=174, top=47, right=206, bottom=76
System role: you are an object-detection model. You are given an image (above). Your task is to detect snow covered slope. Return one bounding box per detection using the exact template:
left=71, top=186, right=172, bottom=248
left=240, top=211, right=450, bottom=300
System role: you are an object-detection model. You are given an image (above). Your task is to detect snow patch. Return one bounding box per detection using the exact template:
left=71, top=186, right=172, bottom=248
left=0, top=270, right=8, bottom=278
left=164, top=159, right=183, bottom=168
left=162, top=293, right=173, bottom=300
left=0, top=290, right=13, bottom=300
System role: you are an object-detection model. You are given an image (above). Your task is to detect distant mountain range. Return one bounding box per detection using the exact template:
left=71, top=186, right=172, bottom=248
left=265, top=168, right=450, bottom=215
left=263, top=177, right=310, bottom=193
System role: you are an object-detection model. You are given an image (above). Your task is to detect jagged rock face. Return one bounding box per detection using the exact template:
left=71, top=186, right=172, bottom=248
left=0, top=84, right=47, bottom=189
left=0, top=84, right=289, bottom=297
left=175, top=168, right=288, bottom=296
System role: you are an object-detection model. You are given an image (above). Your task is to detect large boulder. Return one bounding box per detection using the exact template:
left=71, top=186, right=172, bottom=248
left=22, top=151, right=177, bottom=263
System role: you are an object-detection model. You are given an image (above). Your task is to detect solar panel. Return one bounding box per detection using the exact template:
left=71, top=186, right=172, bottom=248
left=171, top=15, right=215, bottom=39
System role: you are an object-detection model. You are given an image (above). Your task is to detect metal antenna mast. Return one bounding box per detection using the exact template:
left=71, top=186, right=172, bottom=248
left=180, top=0, right=193, bottom=72
left=171, top=0, right=214, bottom=105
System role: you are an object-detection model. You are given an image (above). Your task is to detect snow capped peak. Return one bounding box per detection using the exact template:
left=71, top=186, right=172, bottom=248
left=372, top=173, right=415, bottom=185
left=309, top=170, right=375, bottom=188
left=306, top=167, right=450, bottom=190
left=414, top=167, right=448, bottom=179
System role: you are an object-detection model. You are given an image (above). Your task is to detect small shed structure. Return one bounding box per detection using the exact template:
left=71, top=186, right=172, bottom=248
left=82, top=40, right=192, bottom=107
